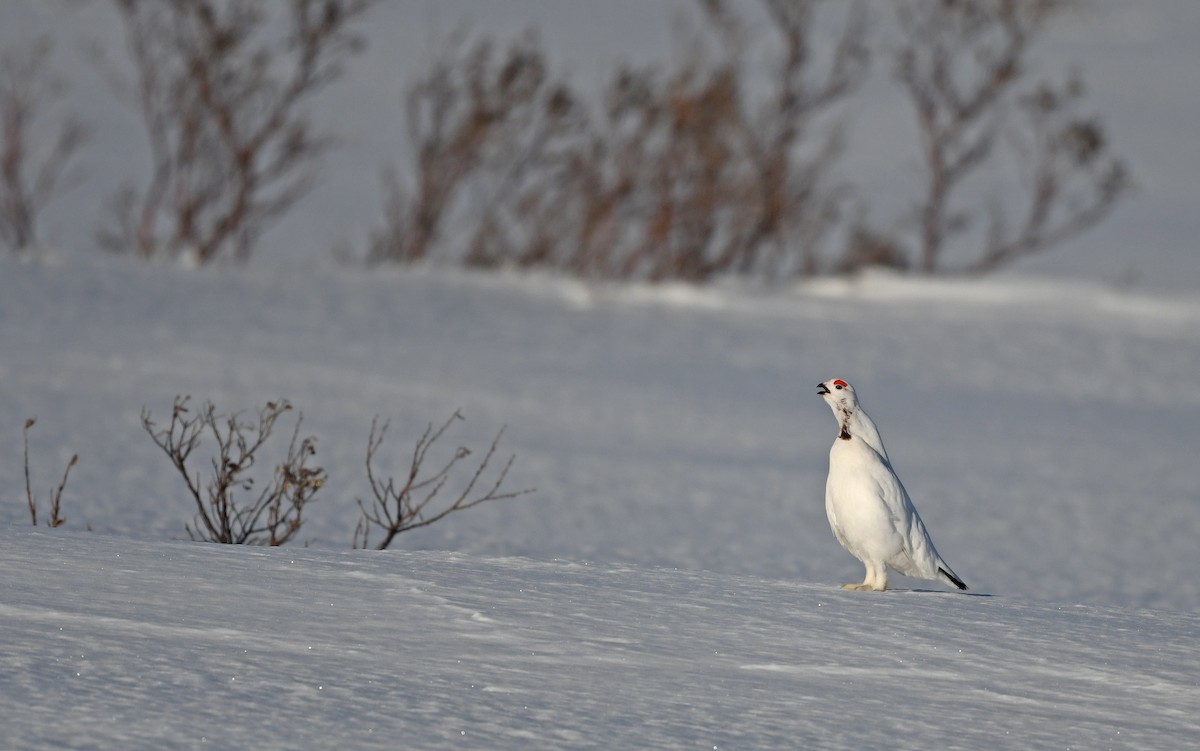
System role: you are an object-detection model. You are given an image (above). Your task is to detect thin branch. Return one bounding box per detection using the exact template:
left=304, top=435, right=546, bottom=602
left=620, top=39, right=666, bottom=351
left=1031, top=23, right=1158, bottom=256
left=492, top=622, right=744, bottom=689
left=371, top=0, right=866, bottom=281
left=48, top=454, right=77, bottom=528
left=104, top=0, right=377, bottom=263
left=893, top=0, right=1126, bottom=275
left=143, top=396, right=322, bottom=545
left=20, top=417, right=76, bottom=528
left=23, top=418, right=37, bottom=526
left=354, top=410, right=534, bottom=550
left=0, top=38, right=90, bottom=253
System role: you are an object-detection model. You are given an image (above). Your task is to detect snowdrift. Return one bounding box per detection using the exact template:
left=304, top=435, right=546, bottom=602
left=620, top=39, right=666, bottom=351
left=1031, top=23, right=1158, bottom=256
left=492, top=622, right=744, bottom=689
left=3, top=529, right=1196, bottom=750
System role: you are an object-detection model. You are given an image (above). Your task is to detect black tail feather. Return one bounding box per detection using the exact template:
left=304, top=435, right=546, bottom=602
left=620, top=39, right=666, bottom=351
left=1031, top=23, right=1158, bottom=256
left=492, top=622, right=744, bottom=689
left=939, top=566, right=968, bottom=591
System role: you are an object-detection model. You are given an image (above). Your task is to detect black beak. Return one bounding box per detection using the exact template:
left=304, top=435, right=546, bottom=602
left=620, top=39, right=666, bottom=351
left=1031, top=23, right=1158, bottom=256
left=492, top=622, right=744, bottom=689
left=817, top=382, right=830, bottom=395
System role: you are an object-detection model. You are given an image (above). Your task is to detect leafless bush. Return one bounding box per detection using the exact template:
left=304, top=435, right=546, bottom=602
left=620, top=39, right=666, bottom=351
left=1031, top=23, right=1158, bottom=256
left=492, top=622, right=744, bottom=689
left=99, top=0, right=376, bottom=264
left=371, top=0, right=868, bottom=282
left=893, top=0, right=1129, bottom=274
left=367, top=29, right=587, bottom=266
left=0, top=38, right=90, bottom=254
left=353, top=410, right=534, bottom=551
left=142, top=396, right=324, bottom=545
left=21, top=418, right=76, bottom=528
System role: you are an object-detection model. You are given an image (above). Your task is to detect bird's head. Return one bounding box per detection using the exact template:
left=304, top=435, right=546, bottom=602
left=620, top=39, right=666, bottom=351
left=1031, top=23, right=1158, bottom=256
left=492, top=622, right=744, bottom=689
left=817, top=378, right=859, bottom=419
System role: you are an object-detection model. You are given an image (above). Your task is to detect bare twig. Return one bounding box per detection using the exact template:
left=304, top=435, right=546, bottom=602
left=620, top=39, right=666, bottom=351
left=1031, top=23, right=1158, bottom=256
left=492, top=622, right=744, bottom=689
left=893, top=0, right=1129, bottom=274
left=100, top=0, right=377, bottom=263
left=49, top=454, right=77, bottom=528
left=962, top=72, right=1130, bottom=274
left=142, top=396, right=325, bottom=545
left=371, top=0, right=868, bottom=282
left=21, top=417, right=76, bottom=527
left=353, top=410, right=534, bottom=551
left=0, top=38, right=90, bottom=254
left=22, top=418, right=37, bottom=526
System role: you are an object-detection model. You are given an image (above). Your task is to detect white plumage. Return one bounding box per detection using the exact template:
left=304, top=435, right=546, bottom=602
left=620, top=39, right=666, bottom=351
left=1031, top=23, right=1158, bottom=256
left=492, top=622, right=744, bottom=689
left=818, top=378, right=966, bottom=592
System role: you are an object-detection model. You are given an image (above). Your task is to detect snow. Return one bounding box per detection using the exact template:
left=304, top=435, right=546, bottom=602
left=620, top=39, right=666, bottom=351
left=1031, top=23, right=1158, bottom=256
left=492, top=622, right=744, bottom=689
left=3, top=258, right=1200, bottom=747
left=4, top=530, right=1197, bottom=750
left=3, top=0, right=1200, bottom=746
left=5, top=260, right=1199, bottom=608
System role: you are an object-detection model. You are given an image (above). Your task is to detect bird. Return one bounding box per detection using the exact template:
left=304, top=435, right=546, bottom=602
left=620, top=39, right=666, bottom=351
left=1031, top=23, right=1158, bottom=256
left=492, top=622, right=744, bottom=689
left=817, top=378, right=967, bottom=592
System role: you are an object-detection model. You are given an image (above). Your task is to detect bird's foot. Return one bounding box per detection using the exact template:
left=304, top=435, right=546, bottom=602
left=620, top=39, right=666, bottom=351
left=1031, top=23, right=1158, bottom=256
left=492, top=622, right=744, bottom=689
left=842, top=583, right=882, bottom=591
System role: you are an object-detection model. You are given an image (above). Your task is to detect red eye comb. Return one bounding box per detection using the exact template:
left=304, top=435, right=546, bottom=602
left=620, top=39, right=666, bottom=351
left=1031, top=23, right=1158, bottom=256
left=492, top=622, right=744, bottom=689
left=833, top=379, right=848, bottom=388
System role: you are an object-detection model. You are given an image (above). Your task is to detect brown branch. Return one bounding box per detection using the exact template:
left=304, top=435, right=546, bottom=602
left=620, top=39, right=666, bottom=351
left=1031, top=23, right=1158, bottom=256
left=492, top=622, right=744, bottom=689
left=0, top=38, right=89, bottom=253
left=893, top=0, right=1126, bottom=275
left=143, top=396, right=323, bottom=545
left=20, top=417, right=76, bottom=528
left=48, top=454, right=77, bottom=528
left=372, top=0, right=866, bottom=281
left=104, top=0, right=377, bottom=263
left=354, top=410, right=534, bottom=551
left=22, top=418, right=37, bottom=526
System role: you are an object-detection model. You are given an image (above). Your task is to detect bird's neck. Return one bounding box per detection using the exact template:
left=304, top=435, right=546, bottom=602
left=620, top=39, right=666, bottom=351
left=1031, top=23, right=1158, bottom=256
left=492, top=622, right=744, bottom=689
left=840, top=407, right=889, bottom=461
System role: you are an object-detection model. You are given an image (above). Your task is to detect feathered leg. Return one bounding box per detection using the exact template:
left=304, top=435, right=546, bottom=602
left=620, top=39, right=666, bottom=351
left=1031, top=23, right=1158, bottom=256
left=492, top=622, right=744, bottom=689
left=843, top=560, right=888, bottom=591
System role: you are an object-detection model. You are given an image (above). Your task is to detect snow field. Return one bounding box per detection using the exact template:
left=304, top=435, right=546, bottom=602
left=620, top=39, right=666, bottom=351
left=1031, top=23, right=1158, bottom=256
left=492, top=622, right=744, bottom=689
left=3, top=529, right=1197, bottom=750
left=2, top=259, right=1199, bottom=748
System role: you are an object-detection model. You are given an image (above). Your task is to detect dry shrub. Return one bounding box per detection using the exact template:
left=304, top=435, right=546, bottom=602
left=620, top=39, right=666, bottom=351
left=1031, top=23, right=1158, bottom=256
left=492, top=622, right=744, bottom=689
left=99, top=0, right=376, bottom=264
left=21, top=418, right=76, bottom=528
left=142, top=396, right=324, bottom=545
left=353, top=410, right=534, bottom=551
left=0, top=38, right=89, bottom=254
left=371, top=0, right=868, bottom=282
left=893, top=0, right=1130, bottom=274
left=372, top=0, right=1128, bottom=280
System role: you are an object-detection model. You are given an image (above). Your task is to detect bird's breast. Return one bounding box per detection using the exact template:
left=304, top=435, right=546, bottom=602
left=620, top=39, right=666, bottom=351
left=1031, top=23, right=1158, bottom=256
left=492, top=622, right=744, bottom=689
left=828, top=436, right=879, bottom=474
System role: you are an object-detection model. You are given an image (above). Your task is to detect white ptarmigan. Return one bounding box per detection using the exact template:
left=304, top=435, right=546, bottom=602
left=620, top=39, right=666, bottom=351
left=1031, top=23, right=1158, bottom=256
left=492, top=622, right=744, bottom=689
left=818, top=378, right=967, bottom=592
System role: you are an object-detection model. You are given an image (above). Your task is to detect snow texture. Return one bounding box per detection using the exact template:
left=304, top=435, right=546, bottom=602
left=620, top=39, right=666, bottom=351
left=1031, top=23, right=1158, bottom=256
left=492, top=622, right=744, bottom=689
left=3, top=530, right=1197, bottom=750
left=2, top=0, right=1200, bottom=746
left=2, top=260, right=1199, bottom=748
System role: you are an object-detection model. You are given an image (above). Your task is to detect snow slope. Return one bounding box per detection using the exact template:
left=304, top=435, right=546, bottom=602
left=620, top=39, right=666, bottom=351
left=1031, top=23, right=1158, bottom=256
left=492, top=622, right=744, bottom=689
left=3, top=2, right=1199, bottom=744
left=2, top=258, right=1200, bottom=747
left=3, top=529, right=1197, bottom=750
left=3, top=259, right=1200, bottom=613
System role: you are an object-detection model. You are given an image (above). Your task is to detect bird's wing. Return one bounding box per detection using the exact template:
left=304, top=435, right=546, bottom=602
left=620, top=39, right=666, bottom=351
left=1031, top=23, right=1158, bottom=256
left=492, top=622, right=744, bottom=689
left=863, top=443, right=939, bottom=576
left=825, top=504, right=851, bottom=551
left=858, top=442, right=909, bottom=525
left=848, top=411, right=890, bottom=464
